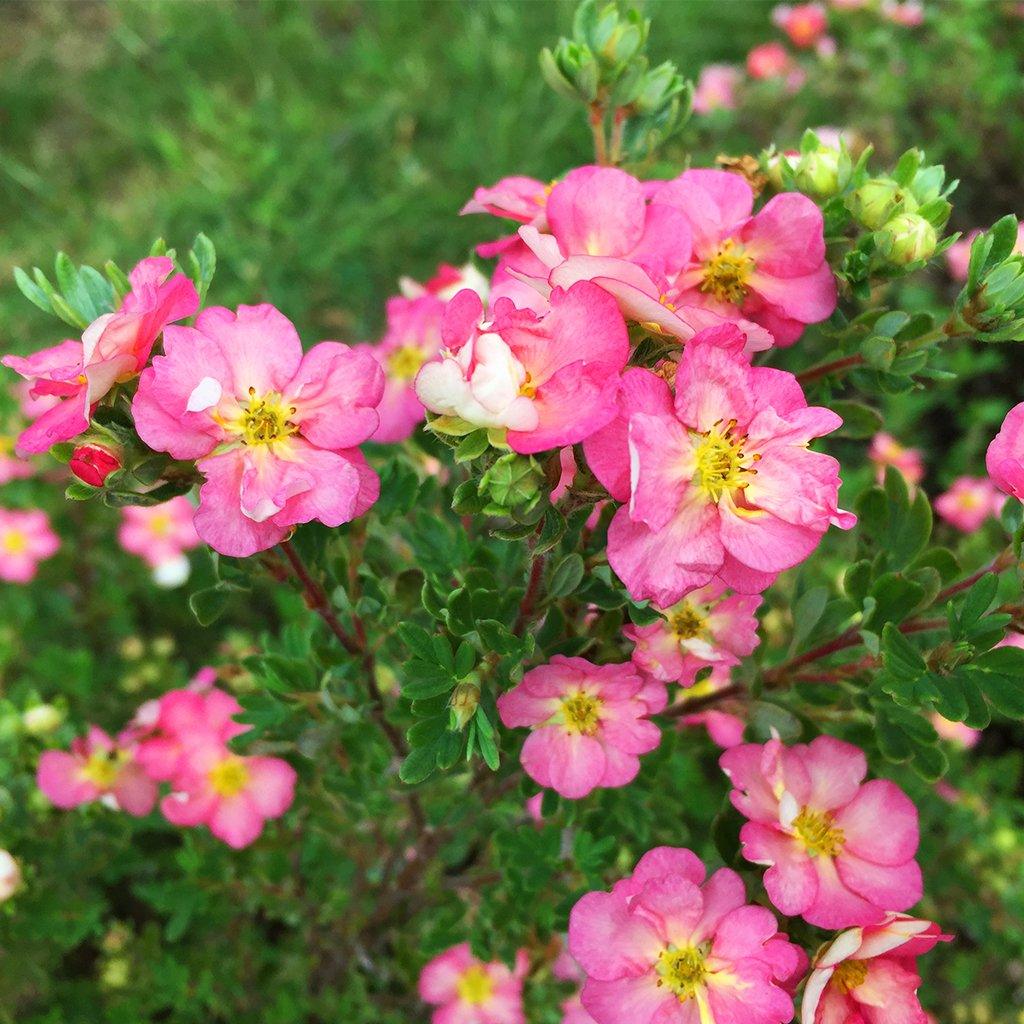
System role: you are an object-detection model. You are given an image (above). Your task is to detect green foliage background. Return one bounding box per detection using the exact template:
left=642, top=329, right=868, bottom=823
left=1, top=2, right=1023, bottom=1023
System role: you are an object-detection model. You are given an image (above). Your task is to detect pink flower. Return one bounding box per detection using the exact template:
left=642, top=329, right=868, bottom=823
left=801, top=913, right=950, bottom=1024
left=746, top=41, right=793, bottom=80
left=415, top=282, right=629, bottom=455
left=463, top=175, right=552, bottom=271
left=693, top=64, right=741, bottom=114
left=160, top=737, right=296, bottom=849
left=934, top=476, right=1005, bottom=532
left=868, top=432, right=924, bottom=487
left=568, top=846, right=805, bottom=1024
left=624, top=581, right=761, bottom=687
left=118, top=497, right=201, bottom=576
left=496, top=656, right=666, bottom=799
left=132, top=303, right=384, bottom=557
left=720, top=737, right=922, bottom=928
left=881, top=0, right=924, bottom=26
left=986, top=402, right=1024, bottom=500
left=37, top=726, right=157, bottom=816
left=656, top=169, right=837, bottom=346
left=418, top=943, right=528, bottom=1024
left=561, top=994, right=597, bottom=1024
left=3, top=257, right=198, bottom=456
left=0, top=508, right=59, bottom=582
left=0, top=435, right=33, bottom=485
left=930, top=714, right=980, bottom=750
left=604, top=326, right=854, bottom=606
left=772, top=4, right=828, bottom=47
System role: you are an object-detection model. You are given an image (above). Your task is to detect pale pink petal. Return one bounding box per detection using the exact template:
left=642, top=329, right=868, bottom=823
left=37, top=751, right=97, bottom=808
left=569, top=890, right=664, bottom=980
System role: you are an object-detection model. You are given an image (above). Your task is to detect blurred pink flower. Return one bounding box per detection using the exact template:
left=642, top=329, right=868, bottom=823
left=881, top=0, right=925, bottom=26
left=118, top=497, right=200, bottom=570
left=419, top=943, right=528, bottom=1024
left=747, top=41, right=793, bottom=79
left=0, top=507, right=59, bottom=582
left=869, top=432, right=924, bottom=486
left=772, top=3, right=828, bottom=48
left=692, top=64, right=741, bottom=113
left=934, top=476, right=1005, bottom=532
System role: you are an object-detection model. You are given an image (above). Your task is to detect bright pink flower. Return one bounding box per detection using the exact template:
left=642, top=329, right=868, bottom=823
left=624, top=581, right=761, bottom=688
left=986, top=401, right=1024, bottom=500
left=801, top=913, right=950, bottom=1024
left=605, top=326, right=854, bottom=606
left=132, top=303, right=384, bottom=557
left=772, top=4, right=828, bottom=47
left=3, top=257, right=198, bottom=456
left=496, top=656, right=666, bottom=799
left=118, top=497, right=201, bottom=569
left=693, top=64, right=741, bottom=114
left=463, top=174, right=552, bottom=270
left=418, top=943, right=528, bottom=1024
left=568, top=846, right=805, bottom=1024
left=160, top=737, right=296, bottom=849
left=930, top=714, right=980, bottom=750
left=0, top=507, right=59, bottom=582
left=881, top=0, right=924, bottom=25
left=869, top=432, right=924, bottom=487
left=746, top=41, right=793, bottom=80
left=720, top=737, right=922, bottom=928
left=135, top=686, right=249, bottom=781
left=656, top=169, right=837, bottom=346
left=37, top=726, right=157, bottom=816
left=934, top=476, right=1005, bottom=532
left=561, top=994, right=597, bottom=1024
left=415, top=283, right=628, bottom=455
left=69, top=442, right=120, bottom=486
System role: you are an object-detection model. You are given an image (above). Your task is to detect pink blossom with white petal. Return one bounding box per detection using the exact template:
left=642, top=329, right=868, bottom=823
left=720, top=737, right=922, bottom=928
left=655, top=169, right=837, bottom=346
left=986, top=402, right=1024, bottom=500
left=3, top=257, right=198, bottom=456
left=118, top=497, right=200, bottom=570
left=132, top=304, right=384, bottom=557
left=604, top=325, right=854, bottom=606
left=0, top=507, right=59, bottom=582
left=568, top=846, right=805, bottom=1024
left=415, top=282, right=629, bottom=455
left=37, top=726, right=157, bottom=817
left=934, top=476, right=1005, bottom=532
left=496, top=656, right=666, bottom=799
left=801, top=913, right=950, bottom=1024
left=624, top=580, right=761, bottom=688
left=418, top=943, right=528, bottom=1024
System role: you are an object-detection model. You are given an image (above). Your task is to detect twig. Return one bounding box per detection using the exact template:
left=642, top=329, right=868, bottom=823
left=795, top=353, right=865, bottom=386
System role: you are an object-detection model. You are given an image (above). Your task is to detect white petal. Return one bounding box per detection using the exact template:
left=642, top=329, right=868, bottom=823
left=186, top=376, right=223, bottom=413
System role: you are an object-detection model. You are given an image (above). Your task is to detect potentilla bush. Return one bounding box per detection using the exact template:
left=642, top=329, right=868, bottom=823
left=2, top=2, right=1024, bottom=1022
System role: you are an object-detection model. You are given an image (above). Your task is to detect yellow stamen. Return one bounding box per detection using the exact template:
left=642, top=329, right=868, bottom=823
left=387, top=344, right=425, bottom=382
left=832, top=959, right=869, bottom=994
left=793, top=807, right=845, bottom=857
left=148, top=513, right=172, bottom=538
left=693, top=421, right=756, bottom=502
left=656, top=945, right=708, bottom=1002
left=561, top=691, right=602, bottom=735
left=1, top=531, right=27, bottom=555
left=208, top=755, right=250, bottom=797
left=519, top=373, right=537, bottom=399
left=670, top=602, right=707, bottom=640
left=700, top=239, right=755, bottom=304
left=456, top=965, right=495, bottom=1005
left=80, top=750, right=124, bottom=789
left=235, top=389, right=298, bottom=447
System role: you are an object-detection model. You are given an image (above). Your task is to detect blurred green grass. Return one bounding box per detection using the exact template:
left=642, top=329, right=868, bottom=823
left=0, top=0, right=768, bottom=346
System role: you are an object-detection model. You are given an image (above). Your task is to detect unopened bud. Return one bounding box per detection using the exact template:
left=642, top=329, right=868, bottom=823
left=449, top=682, right=481, bottom=730
left=69, top=443, right=120, bottom=487
left=22, top=703, right=62, bottom=736
left=479, top=453, right=543, bottom=517
left=876, top=212, right=938, bottom=265
left=794, top=149, right=843, bottom=197
left=847, top=178, right=912, bottom=230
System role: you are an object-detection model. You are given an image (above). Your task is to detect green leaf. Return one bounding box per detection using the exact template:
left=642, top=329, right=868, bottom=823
left=399, top=743, right=439, bottom=784
left=535, top=507, right=567, bottom=555
left=454, top=641, right=476, bottom=679
left=401, top=661, right=455, bottom=700
left=959, top=573, right=998, bottom=629
left=188, top=232, right=217, bottom=303
left=64, top=481, right=98, bottom=501
left=13, top=266, right=54, bottom=315
left=548, top=553, right=585, bottom=599
left=789, top=586, right=829, bottom=654
left=188, top=586, right=234, bottom=626
left=396, top=622, right=436, bottom=662
left=454, top=430, right=490, bottom=464
left=831, top=401, right=883, bottom=439
left=881, top=623, right=928, bottom=679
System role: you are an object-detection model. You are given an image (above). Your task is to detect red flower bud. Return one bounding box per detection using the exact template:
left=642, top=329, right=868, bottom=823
left=69, top=444, right=121, bottom=487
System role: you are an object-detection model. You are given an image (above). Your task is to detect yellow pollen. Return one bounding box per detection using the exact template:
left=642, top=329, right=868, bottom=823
left=387, top=344, right=425, bottom=382
left=658, top=294, right=677, bottom=311
left=0, top=530, right=27, bottom=555
left=148, top=513, right=172, bottom=538
left=81, top=750, right=124, bottom=789
left=700, top=239, right=755, bottom=304
left=656, top=945, right=708, bottom=1002
left=832, top=959, right=869, bottom=994
left=238, top=389, right=297, bottom=446
left=694, top=422, right=754, bottom=502
left=519, top=373, right=538, bottom=399
left=456, top=965, right=495, bottom=1005
left=208, top=756, right=250, bottom=798
left=670, top=602, right=707, bottom=640
left=561, top=691, right=602, bottom=735
left=793, top=807, right=845, bottom=857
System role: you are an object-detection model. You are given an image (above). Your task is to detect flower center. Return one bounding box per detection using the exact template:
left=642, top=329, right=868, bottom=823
left=700, top=239, right=755, bottom=304
left=694, top=421, right=756, bottom=502
left=148, top=513, right=172, bottom=538
left=656, top=945, right=708, bottom=1001
left=793, top=807, right=845, bottom=857
left=388, top=344, right=425, bottom=382
left=1, top=530, right=27, bottom=555
left=670, top=602, right=706, bottom=640
left=561, top=691, right=602, bottom=735
left=832, top=959, right=868, bottom=994
left=239, top=388, right=297, bottom=446
left=456, top=965, right=494, bottom=1005
left=208, top=755, right=250, bottom=798
left=518, top=373, right=537, bottom=399
left=81, top=750, right=124, bottom=789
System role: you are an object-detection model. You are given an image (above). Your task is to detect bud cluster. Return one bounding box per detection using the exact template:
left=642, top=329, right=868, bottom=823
left=951, top=215, right=1024, bottom=342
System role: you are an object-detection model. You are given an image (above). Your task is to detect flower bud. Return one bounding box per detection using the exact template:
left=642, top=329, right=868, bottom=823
left=479, top=453, right=544, bottom=517
left=794, top=149, right=843, bottom=197
left=876, top=213, right=938, bottom=265
left=847, top=178, right=912, bottom=230
left=69, top=443, right=120, bottom=487
left=22, top=703, right=62, bottom=736
left=449, top=682, right=481, bottom=731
